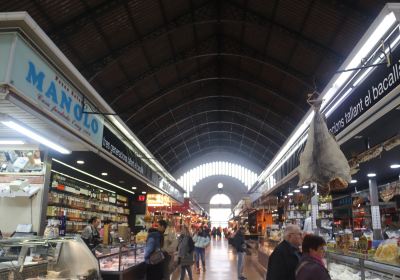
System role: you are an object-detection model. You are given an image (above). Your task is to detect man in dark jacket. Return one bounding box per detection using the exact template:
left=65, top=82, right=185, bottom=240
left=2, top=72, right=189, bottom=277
left=233, top=227, right=247, bottom=280
left=266, top=225, right=303, bottom=280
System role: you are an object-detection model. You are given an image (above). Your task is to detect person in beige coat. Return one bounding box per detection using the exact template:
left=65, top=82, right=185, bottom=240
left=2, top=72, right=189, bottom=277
left=162, top=224, right=179, bottom=279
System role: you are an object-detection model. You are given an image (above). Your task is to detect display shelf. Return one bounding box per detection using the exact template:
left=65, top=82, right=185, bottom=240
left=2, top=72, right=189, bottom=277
left=47, top=203, right=130, bottom=216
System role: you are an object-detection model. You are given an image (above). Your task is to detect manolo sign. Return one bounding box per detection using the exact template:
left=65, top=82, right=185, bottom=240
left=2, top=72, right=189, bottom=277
left=0, top=33, right=104, bottom=146
left=326, top=45, right=400, bottom=136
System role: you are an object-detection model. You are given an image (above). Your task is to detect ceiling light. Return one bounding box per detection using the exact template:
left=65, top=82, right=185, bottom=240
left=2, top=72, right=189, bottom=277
left=2, top=120, right=70, bottom=154
left=99, top=190, right=103, bottom=193
left=367, top=173, right=376, bottom=178
left=0, top=140, right=25, bottom=145
left=390, top=164, right=400, bottom=169
left=52, top=159, right=134, bottom=194
left=294, top=189, right=300, bottom=193
left=302, top=185, right=309, bottom=189
left=131, top=187, right=137, bottom=190
left=76, top=160, right=85, bottom=165
left=218, top=183, right=223, bottom=189
left=119, top=180, right=125, bottom=183
left=142, top=191, right=146, bottom=194
left=284, top=195, right=287, bottom=198
left=354, top=135, right=363, bottom=139
left=288, top=192, right=293, bottom=196
left=101, top=172, right=108, bottom=176
left=51, top=170, right=114, bottom=193
left=351, top=179, right=358, bottom=183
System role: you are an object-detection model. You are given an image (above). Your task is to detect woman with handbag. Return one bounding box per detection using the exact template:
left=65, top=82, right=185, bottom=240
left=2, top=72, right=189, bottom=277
left=177, top=226, right=195, bottom=280
left=145, top=226, right=164, bottom=280
left=192, top=226, right=210, bottom=273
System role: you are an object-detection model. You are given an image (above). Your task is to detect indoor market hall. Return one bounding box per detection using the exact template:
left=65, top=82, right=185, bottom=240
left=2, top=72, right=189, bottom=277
left=0, top=1, right=400, bottom=280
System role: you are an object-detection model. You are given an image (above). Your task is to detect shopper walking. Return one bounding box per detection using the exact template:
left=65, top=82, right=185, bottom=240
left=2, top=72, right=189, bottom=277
left=177, top=225, right=195, bottom=280
left=295, top=234, right=331, bottom=280
left=161, top=220, right=178, bottom=279
left=81, top=216, right=101, bottom=251
left=145, top=220, right=167, bottom=280
left=266, top=224, right=303, bottom=280
left=192, top=226, right=210, bottom=273
left=233, top=227, right=247, bottom=280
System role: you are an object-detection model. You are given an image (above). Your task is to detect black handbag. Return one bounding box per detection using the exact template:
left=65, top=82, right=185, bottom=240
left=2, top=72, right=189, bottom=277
left=149, top=248, right=165, bottom=265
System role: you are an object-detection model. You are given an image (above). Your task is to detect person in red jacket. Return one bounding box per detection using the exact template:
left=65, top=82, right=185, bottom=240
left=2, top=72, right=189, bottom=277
left=295, top=234, right=331, bottom=280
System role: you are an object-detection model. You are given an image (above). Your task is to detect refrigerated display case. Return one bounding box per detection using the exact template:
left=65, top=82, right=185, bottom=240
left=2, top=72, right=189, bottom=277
left=0, top=236, right=100, bottom=279
left=258, top=225, right=282, bottom=269
left=95, top=243, right=146, bottom=280
left=327, top=251, right=400, bottom=280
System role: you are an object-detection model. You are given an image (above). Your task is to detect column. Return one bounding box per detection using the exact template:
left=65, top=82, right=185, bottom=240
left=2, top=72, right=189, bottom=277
left=369, top=178, right=383, bottom=240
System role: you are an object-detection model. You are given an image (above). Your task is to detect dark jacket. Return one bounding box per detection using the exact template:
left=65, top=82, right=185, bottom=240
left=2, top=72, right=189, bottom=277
left=233, top=231, right=246, bottom=253
left=177, top=234, right=194, bottom=266
left=144, top=229, right=162, bottom=263
left=266, top=240, right=301, bottom=280
left=295, top=254, right=331, bottom=280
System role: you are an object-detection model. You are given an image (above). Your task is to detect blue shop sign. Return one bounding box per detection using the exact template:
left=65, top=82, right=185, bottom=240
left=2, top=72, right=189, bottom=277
left=1, top=33, right=104, bottom=146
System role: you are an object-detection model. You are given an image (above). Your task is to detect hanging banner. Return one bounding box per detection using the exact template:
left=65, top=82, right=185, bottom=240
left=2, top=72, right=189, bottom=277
left=326, top=45, right=400, bottom=136
left=0, top=33, right=104, bottom=147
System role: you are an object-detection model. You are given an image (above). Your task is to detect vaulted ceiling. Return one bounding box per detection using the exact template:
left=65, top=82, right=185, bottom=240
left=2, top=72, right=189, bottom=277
left=2, top=0, right=387, bottom=173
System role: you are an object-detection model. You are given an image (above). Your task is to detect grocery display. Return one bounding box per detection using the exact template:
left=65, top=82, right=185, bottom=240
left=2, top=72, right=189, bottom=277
left=46, top=173, right=130, bottom=234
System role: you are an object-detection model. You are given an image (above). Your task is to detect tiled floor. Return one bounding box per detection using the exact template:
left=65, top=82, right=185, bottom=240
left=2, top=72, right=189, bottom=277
left=171, top=238, right=265, bottom=280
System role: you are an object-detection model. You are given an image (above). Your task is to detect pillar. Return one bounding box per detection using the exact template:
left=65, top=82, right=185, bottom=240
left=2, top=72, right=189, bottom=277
left=369, top=178, right=383, bottom=240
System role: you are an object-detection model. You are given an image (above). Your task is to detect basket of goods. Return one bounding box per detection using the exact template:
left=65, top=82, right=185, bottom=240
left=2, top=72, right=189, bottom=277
left=374, top=239, right=399, bottom=264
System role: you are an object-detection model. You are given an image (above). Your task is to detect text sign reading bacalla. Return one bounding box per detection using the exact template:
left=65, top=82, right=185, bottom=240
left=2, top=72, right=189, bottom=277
left=326, top=45, right=400, bottom=135
left=8, top=34, right=104, bottom=146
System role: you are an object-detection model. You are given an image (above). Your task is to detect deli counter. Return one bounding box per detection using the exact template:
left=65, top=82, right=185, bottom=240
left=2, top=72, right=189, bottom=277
left=327, top=251, right=400, bottom=280
left=258, top=226, right=282, bottom=269
left=95, top=243, right=146, bottom=280
left=0, top=236, right=100, bottom=280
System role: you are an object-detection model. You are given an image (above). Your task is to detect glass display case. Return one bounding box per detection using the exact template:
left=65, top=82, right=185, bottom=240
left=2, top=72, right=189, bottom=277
left=258, top=225, right=282, bottom=269
left=327, top=251, right=400, bottom=280
left=0, top=236, right=100, bottom=279
left=95, top=244, right=146, bottom=280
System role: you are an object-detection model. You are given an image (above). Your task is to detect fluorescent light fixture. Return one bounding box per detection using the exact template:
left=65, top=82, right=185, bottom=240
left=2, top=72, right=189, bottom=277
left=284, top=195, right=287, bottom=198
left=99, top=190, right=103, bottom=193
left=325, top=87, right=353, bottom=117
left=294, top=189, right=300, bottom=193
left=2, top=120, right=71, bottom=154
left=0, top=140, right=25, bottom=145
left=52, top=158, right=135, bottom=194
left=101, top=172, right=108, bottom=176
left=351, top=179, right=358, bottom=183
left=288, top=192, right=293, bottom=196
left=367, top=173, right=376, bottom=178
left=51, top=170, right=115, bottom=193
left=390, top=164, right=400, bottom=169
left=354, top=135, right=363, bottom=139
left=109, top=115, right=177, bottom=183
left=76, top=160, right=85, bottom=165
left=142, top=191, right=147, bottom=194
left=131, top=186, right=137, bottom=190
left=302, top=185, right=309, bottom=189
left=218, top=183, right=223, bottom=189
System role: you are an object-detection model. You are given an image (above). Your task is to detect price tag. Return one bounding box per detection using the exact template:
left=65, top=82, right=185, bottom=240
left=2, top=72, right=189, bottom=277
left=371, top=206, right=381, bottom=230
